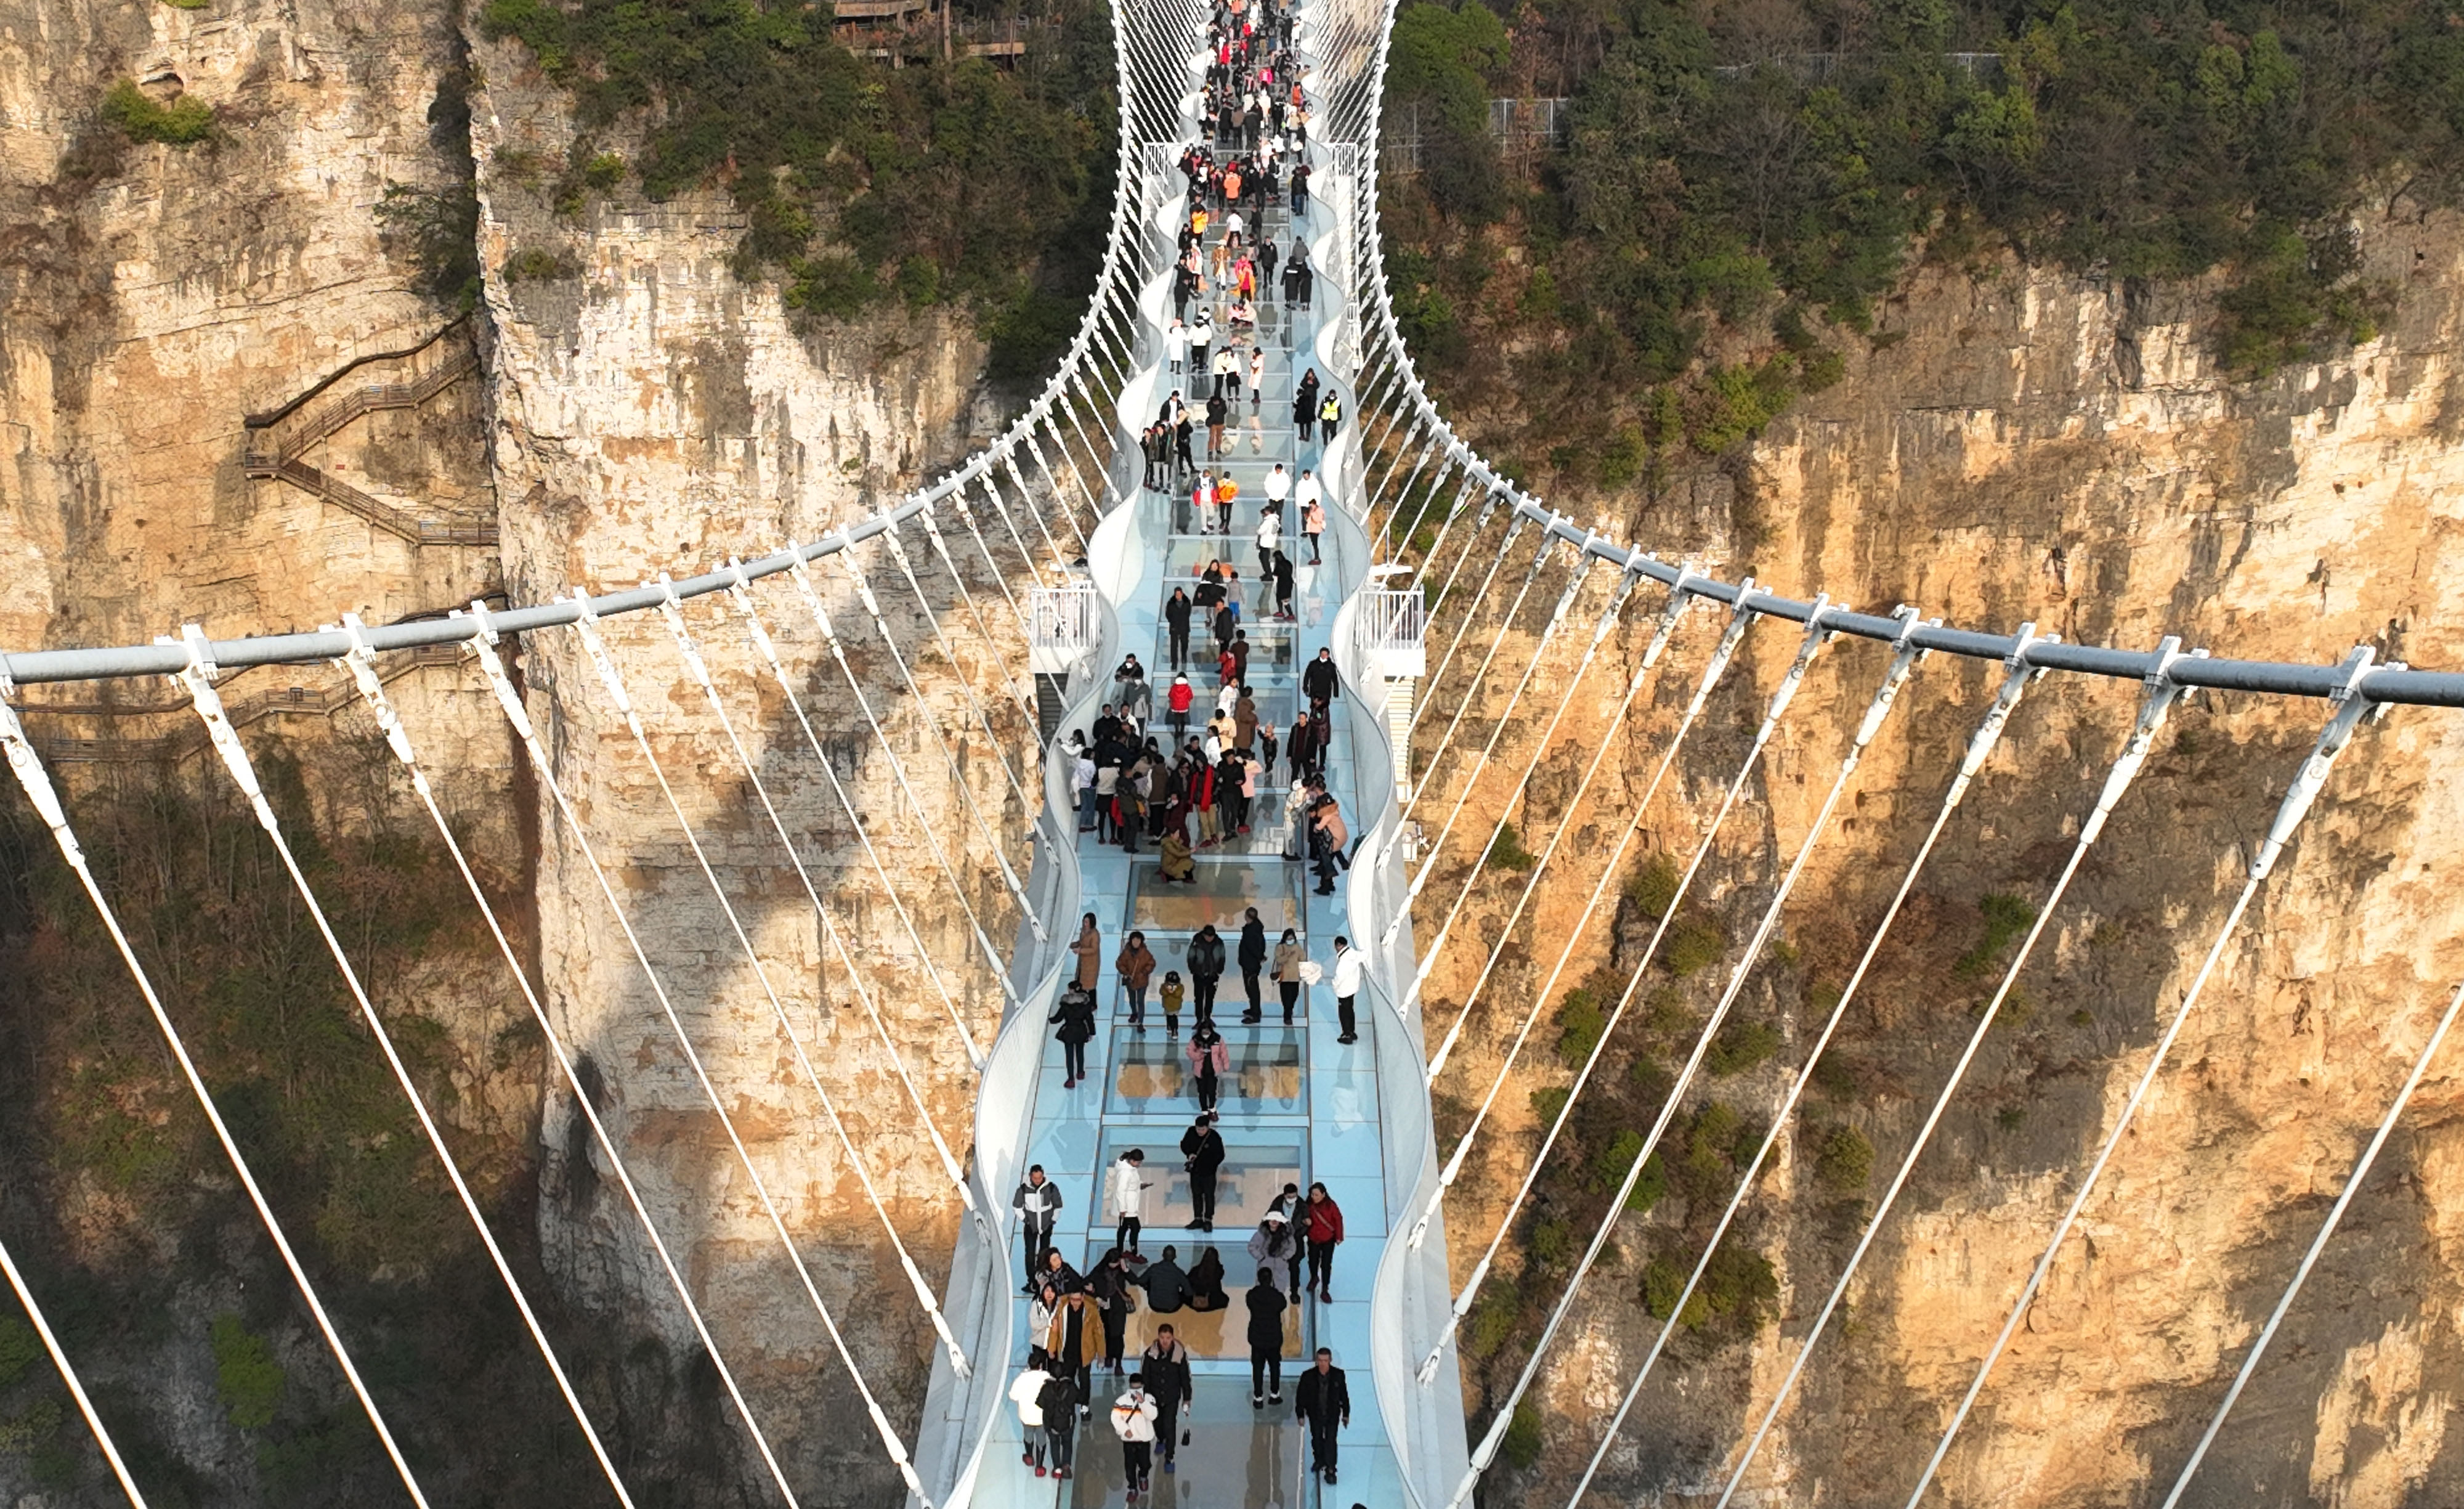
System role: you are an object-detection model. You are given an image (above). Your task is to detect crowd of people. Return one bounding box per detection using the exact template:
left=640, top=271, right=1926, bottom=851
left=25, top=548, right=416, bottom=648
left=1008, top=0, right=1382, bottom=1494
left=1010, top=1160, right=1354, bottom=1491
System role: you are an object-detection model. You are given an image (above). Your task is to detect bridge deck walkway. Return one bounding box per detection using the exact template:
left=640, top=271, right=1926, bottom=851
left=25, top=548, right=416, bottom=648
left=968, top=67, right=1404, bottom=1509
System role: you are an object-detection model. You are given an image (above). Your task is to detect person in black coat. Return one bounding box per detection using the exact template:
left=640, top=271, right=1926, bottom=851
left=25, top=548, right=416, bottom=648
left=1140, top=1245, right=1192, bottom=1312
left=1260, top=236, right=1281, bottom=299
left=1180, top=1113, right=1226, bottom=1230
left=1237, top=906, right=1268, bottom=1023
left=1301, top=646, right=1340, bottom=716
left=1049, top=983, right=1098, bottom=1089
left=1294, top=1348, right=1351, bottom=1484
left=1246, top=1267, right=1288, bottom=1405
left=1185, top=925, right=1226, bottom=1028
left=1165, top=586, right=1194, bottom=669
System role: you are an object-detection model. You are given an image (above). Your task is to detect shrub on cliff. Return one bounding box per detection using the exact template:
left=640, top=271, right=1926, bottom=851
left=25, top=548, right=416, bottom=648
left=100, top=80, right=213, bottom=145
left=479, top=0, right=1115, bottom=375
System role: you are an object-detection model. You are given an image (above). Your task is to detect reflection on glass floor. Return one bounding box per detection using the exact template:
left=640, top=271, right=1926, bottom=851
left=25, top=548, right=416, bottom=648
left=1094, top=1126, right=1305, bottom=1232
left=1107, top=1025, right=1305, bottom=1115
left=1053, top=1383, right=1310, bottom=1508
left=1130, top=861, right=1302, bottom=933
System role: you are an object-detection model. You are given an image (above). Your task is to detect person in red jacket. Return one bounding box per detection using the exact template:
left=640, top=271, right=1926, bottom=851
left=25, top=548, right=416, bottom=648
left=1303, top=1183, right=1343, bottom=1301
left=1168, top=673, right=1195, bottom=741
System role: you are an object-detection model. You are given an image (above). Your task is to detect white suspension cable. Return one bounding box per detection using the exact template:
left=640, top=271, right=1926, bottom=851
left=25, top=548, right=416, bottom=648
left=1403, top=546, right=1592, bottom=894
left=970, top=470, right=1051, bottom=590
left=169, top=626, right=639, bottom=1509
left=823, top=548, right=1044, bottom=950
left=1436, top=604, right=1831, bottom=1481
left=0, top=1230, right=148, bottom=1507
left=832, top=547, right=1037, bottom=924
left=2158, top=972, right=2464, bottom=1509
left=1421, top=581, right=1759, bottom=1083
left=718, top=566, right=991, bottom=1058
left=1557, top=614, right=1937, bottom=1506
left=1379, top=559, right=1673, bottom=981
left=1408, top=510, right=1525, bottom=741
left=649, top=580, right=979, bottom=1375
left=1898, top=648, right=2386, bottom=1509
left=0, top=690, right=436, bottom=1509
left=527, top=598, right=935, bottom=1504
left=1711, top=637, right=2205, bottom=1508
left=334, top=619, right=804, bottom=1507
left=1415, top=591, right=1759, bottom=1386
left=886, top=514, right=1040, bottom=791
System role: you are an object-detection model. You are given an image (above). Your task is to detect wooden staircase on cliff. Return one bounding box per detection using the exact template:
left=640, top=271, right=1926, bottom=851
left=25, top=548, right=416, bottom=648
left=242, top=320, right=498, bottom=547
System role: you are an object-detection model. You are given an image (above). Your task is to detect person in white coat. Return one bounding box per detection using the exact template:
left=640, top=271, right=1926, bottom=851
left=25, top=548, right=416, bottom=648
left=1254, top=506, right=1282, bottom=579
left=1111, top=1376, right=1161, bottom=1500
left=1331, top=935, right=1364, bottom=1045
left=1110, top=1149, right=1155, bottom=1255
left=1012, top=1361, right=1054, bottom=1476
left=1165, top=316, right=1189, bottom=376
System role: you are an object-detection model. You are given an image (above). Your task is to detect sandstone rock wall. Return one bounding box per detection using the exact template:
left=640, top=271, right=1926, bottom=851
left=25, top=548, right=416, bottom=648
left=1417, top=213, right=2464, bottom=1507
left=461, top=30, right=1048, bottom=1500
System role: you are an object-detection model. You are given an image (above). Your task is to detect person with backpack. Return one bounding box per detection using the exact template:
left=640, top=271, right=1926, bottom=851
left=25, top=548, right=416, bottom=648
left=1038, top=1365, right=1082, bottom=1482
left=1111, top=1374, right=1160, bottom=1500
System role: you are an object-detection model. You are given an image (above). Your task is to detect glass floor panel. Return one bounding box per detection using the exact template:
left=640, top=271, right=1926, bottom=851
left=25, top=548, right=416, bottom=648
left=1053, top=1377, right=1311, bottom=1506
left=1094, top=1126, right=1305, bottom=1232
left=1129, top=861, right=1302, bottom=933
left=1105, top=1025, right=1307, bottom=1116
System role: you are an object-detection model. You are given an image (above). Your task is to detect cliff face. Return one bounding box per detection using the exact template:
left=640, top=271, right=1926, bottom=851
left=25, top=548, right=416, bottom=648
left=461, top=31, right=1037, bottom=1502
left=1419, top=213, right=2464, bottom=1505
left=0, top=0, right=1029, bottom=1498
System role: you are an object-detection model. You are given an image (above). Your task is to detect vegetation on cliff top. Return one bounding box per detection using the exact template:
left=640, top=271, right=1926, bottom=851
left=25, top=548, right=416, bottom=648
left=1383, top=0, right=2464, bottom=497
left=477, top=0, right=1117, bottom=377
